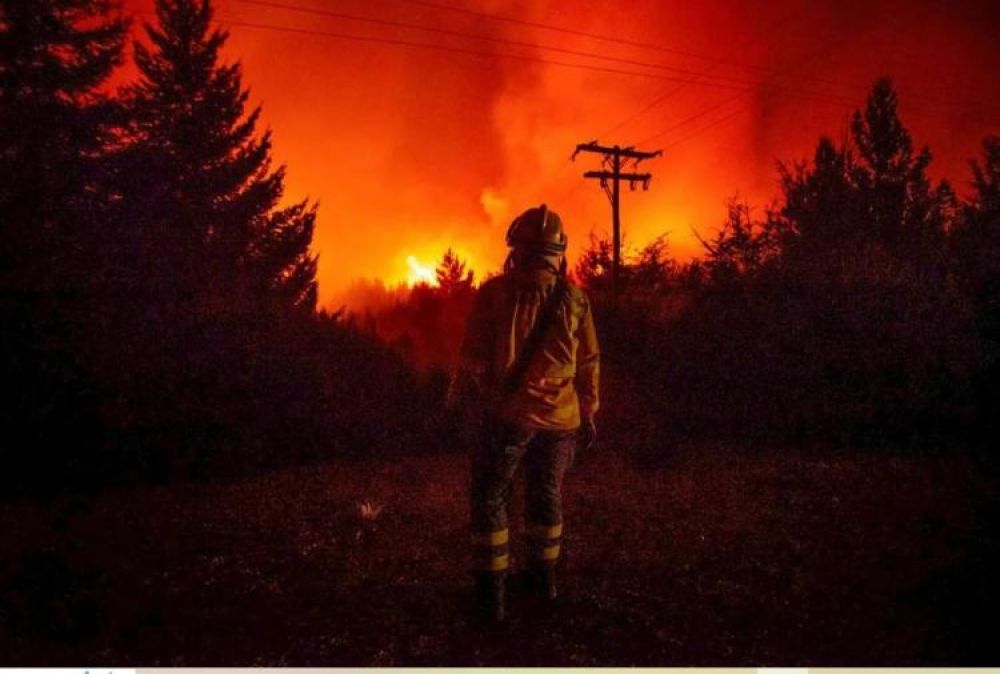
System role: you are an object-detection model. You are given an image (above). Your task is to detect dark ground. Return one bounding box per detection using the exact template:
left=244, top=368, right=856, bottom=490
left=1, top=441, right=998, bottom=666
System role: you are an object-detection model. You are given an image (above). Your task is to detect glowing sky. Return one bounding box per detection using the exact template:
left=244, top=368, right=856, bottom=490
left=121, top=0, right=1000, bottom=306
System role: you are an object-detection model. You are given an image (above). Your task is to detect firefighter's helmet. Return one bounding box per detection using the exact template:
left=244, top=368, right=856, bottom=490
left=505, top=204, right=567, bottom=255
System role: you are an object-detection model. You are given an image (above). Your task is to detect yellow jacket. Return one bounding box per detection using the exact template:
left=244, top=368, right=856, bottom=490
left=455, top=268, right=600, bottom=431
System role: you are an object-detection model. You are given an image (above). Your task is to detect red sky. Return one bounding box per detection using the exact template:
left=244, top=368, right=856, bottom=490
left=121, top=0, right=1000, bottom=307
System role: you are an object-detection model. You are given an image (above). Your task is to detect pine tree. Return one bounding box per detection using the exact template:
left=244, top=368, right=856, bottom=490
left=953, top=137, right=1000, bottom=336
left=123, top=0, right=317, bottom=316
left=435, top=248, right=474, bottom=296
left=698, top=201, right=775, bottom=285
left=773, top=80, right=953, bottom=273
left=954, top=137, right=1000, bottom=436
left=775, top=136, right=861, bottom=260
left=0, top=0, right=125, bottom=290
left=850, top=78, right=953, bottom=260
left=759, top=80, right=970, bottom=440
left=968, top=137, right=1000, bottom=224
left=0, top=0, right=126, bottom=489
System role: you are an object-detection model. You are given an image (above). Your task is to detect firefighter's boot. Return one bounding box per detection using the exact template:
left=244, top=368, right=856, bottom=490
left=525, top=564, right=558, bottom=601
left=474, top=572, right=506, bottom=623
left=526, top=521, right=562, bottom=601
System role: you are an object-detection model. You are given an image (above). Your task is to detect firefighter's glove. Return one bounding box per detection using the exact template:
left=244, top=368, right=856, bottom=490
left=578, top=416, right=597, bottom=454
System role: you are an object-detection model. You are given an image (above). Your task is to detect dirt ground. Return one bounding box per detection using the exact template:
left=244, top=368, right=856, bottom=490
left=1, top=444, right=997, bottom=665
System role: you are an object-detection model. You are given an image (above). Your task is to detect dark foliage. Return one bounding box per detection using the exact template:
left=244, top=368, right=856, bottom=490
left=118, top=0, right=318, bottom=316
left=0, top=0, right=440, bottom=495
left=574, top=79, right=990, bottom=456
left=354, top=249, right=477, bottom=371
left=951, top=135, right=1000, bottom=450
left=0, top=0, right=127, bottom=488
left=86, top=0, right=324, bottom=482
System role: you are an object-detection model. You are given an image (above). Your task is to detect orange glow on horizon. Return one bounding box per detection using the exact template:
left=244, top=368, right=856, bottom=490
left=405, top=255, right=437, bottom=287
left=119, top=0, right=1000, bottom=309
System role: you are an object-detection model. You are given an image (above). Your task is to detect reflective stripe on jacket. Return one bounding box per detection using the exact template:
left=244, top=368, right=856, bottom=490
left=457, top=268, right=600, bottom=430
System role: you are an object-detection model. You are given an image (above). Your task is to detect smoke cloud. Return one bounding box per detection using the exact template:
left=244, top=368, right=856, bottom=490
left=122, top=0, right=1000, bottom=305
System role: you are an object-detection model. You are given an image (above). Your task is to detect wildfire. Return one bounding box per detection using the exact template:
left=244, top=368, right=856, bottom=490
left=406, top=255, right=436, bottom=287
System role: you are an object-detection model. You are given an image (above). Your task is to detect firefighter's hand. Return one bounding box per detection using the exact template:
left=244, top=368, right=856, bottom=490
left=578, top=416, right=597, bottom=454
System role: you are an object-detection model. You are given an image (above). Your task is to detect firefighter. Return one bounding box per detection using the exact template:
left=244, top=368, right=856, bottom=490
left=449, top=204, right=600, bottom=623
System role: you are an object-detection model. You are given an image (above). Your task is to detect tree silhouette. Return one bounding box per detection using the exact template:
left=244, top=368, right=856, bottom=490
left=435, top=248, right=474, bottom=296
left=576, top=232, right=674, bottom=305
left=952, top=136, right=1000, bottom=437
left=123, top=0, right=317, bottom=316
left=575, top=79, right=979, bottom=450
left=772, top=80, right=953, bottom=271
left=766, top=81, right=967, bottom=441
left=0, top=0, right=126, bottom=489
left=850, top=78, right=953, bottom=260
left=698, top=201, right=775, bottom=286
left=72, top=0, right=326, bottom=480
left=774, top=137, right=861, bottom=263
left=954, top=137, right=1000, bottom=301
left=969, top=137, right=1000, bottom=220
left=574, top=234, right=614, bottom=293
left=0, top=0, right=125, bottom=289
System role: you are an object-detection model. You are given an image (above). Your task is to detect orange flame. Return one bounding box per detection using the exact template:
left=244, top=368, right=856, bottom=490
left=406, top=255, right=436, bottom=287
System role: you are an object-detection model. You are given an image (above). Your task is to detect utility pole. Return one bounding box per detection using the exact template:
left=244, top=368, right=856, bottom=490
left=572, top=141, right=661, bottom=304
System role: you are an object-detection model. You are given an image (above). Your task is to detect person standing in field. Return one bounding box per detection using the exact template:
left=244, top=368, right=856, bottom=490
left=449, top=204, right=600, bottom=624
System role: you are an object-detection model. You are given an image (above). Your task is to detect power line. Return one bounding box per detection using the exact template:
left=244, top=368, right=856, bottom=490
left=241, top=0, right=960, bottom=152
left=239, top=0, right=760, bottom=88
left=237, top=0, right=856, bottom=99
left=632, top=17, right=870, bottom=149
left=596, top=2, right=995, bottom=145
left=216, top=10, right=854, bottom=205
left=645, top=45, right=995, bottom=153
left=131, top=5, right=994, bottom=158
left=597, top=8, right=806, bottom=141
left=541, top=9, right=807, bottom=208
left=129, top=4, right=874, bottom=171
left=638, top=94, right=742, bottom=146
left=138, top=7, right=866, bottom=111
left=131, top=10, right=754, bottom=89
left=378, top=0, right=993, bottom=120
left=186, top=3, right=994, bottom=127
left=660, top=105, right=750, bottom=153
left=377, top=0, right=798, bottom=72
left=662, top=82, right=995, bottom=156
left=642, top=65, right=997, bottom=152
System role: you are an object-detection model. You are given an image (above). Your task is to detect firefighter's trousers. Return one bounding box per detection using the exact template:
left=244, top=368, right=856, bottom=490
left=470, top=418, right=576, bottom=574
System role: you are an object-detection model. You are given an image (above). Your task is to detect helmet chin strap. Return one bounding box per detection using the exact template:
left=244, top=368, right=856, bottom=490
left=505, top=249, right=565, bottom=277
